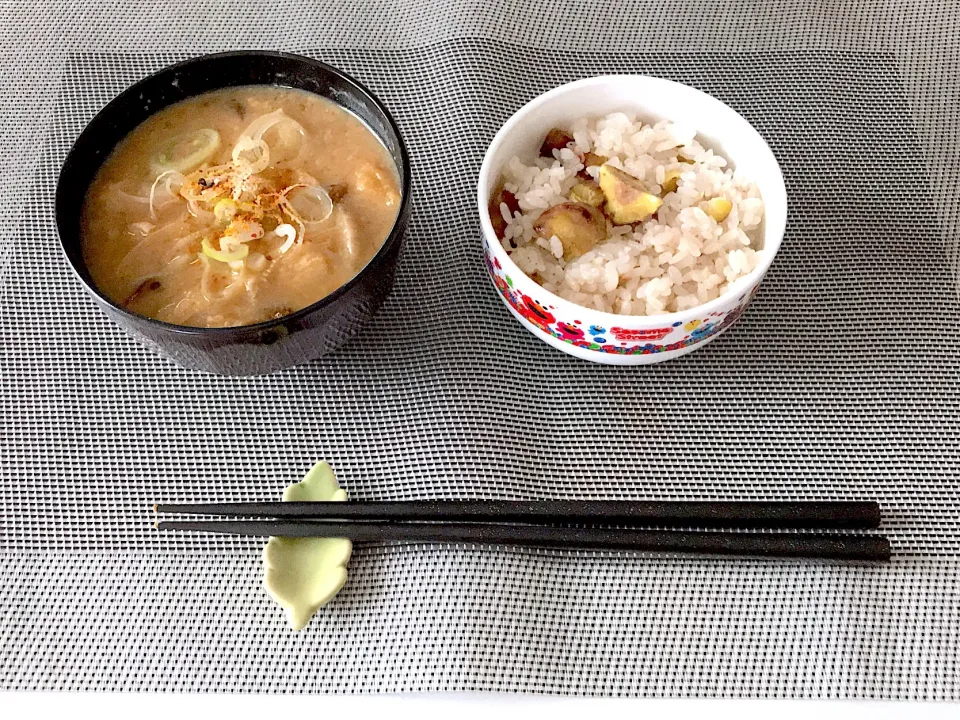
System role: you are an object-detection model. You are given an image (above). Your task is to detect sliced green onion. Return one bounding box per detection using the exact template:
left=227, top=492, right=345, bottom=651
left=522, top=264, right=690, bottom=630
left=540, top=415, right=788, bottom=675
left=287, top=186, right=333, bottom=223
left=275, top=223, right=297, bottom=253
left=201, top=237, right=248, bottom=263
left=213, top=198, right=239, bottom=224
left=152, top=128, right=221, bottom=173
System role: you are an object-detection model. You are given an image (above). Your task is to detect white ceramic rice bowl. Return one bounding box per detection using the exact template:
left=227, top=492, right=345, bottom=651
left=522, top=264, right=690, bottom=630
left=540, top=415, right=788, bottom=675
left=477, top=75, right=788, bottom=365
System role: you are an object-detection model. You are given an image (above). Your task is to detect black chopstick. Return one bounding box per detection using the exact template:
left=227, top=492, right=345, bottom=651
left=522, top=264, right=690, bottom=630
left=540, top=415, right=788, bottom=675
left=156, top=519, right=891, bottom=561
left=154, top=499, right=882, bottom=529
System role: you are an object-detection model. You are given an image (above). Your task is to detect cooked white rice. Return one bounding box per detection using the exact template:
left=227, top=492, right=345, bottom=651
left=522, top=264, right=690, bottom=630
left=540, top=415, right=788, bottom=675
left=499, top=113, right=765, bottom=316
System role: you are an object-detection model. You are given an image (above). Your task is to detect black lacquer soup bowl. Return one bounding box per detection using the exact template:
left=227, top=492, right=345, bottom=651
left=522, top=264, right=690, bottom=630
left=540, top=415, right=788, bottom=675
left=56, top=50, right=411, bottom=376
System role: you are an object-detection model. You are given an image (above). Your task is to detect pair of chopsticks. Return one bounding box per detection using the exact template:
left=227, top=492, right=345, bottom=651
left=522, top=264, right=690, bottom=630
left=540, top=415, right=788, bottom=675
left=155, top=499, right=891, bottom=561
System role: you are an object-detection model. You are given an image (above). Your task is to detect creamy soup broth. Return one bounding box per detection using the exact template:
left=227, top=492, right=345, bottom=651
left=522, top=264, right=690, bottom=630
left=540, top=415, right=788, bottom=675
left=81, top=86, right=401, bottom=328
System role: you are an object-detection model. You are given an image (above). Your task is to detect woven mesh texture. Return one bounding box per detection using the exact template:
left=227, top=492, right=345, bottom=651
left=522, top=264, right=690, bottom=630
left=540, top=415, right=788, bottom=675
left=1, top=0, right=959, bottom=698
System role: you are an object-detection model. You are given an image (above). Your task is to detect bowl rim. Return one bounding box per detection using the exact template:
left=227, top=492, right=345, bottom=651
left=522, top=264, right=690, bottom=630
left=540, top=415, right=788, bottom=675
left=476, top=74, right=788, bottom=326
left=56, top=49, right=411, bottom=336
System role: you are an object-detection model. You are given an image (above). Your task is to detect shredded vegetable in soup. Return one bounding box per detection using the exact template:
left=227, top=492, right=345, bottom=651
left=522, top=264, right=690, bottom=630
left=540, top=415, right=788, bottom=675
left=81, top=86, right=401, bottom=328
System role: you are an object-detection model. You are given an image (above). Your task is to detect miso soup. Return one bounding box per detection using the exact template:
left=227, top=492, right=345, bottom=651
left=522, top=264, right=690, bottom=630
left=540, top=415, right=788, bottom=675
left=81, top=86, right=401, bottom=328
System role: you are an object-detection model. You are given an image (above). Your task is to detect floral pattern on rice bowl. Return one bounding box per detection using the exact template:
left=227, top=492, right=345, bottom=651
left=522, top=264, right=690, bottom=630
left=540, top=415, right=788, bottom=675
left=484, top=249, right=755, bottom=356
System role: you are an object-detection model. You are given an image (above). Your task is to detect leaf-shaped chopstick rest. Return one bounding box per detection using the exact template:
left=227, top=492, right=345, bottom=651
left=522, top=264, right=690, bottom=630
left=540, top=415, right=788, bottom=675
left=263, top=461, right=352, bottom=630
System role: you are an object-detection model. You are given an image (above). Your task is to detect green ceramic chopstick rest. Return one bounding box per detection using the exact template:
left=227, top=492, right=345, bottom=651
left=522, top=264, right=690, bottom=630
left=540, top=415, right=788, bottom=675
left=263, top=461, right=352, bottom=630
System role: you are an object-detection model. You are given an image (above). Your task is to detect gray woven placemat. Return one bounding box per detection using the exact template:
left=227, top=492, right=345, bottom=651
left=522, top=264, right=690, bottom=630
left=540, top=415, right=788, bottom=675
left=1, top=0, right=959, bottom=698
